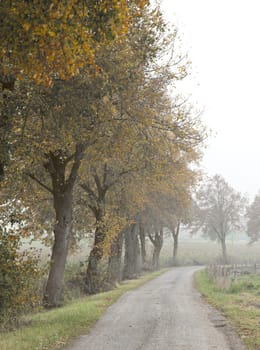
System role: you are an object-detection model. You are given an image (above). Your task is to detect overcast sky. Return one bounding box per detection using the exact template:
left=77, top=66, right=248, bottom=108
left=160, top=0, right=260, bottom=199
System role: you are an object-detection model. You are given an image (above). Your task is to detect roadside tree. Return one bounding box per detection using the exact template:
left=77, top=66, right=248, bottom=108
left=195, top=174, right=246, bottom=263
left=164, top=194, right=194, bottom=265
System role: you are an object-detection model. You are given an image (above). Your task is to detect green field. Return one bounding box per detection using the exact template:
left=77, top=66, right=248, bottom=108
left=195, top=269, right=260, bottom=350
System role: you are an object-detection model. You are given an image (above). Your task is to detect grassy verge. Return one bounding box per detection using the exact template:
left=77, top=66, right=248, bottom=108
left=0, top=269, right=168, bottom=350
left=195, top=269, right=260, bottom=350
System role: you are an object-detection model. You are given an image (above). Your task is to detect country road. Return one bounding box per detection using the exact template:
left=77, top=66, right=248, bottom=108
left=64, top=266, right=246, bottom=350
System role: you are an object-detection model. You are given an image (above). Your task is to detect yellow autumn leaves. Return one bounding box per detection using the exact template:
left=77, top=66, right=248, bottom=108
left=0, top=0, right=149, bottom=86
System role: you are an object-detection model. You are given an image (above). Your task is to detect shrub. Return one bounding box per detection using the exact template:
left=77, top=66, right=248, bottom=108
left=0, top=228, right=42, bottom=329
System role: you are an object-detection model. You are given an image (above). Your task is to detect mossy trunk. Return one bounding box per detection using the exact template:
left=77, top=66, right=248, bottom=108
left=85, top=222, right=106, bottom=294
left=107, top=230, right=124, bottom=286
left=43, top=192, right=72, bottom=307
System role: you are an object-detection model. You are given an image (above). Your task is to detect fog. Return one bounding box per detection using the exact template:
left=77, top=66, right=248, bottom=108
left=161, top=0, right=260, bottom=199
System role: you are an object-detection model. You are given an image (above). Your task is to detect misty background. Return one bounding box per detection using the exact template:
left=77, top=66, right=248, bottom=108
left=161, top=0, right=260, bottom=199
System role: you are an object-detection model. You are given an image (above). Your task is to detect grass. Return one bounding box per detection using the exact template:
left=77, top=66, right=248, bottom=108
left=195, top=269, right=260, bottom=350
left=0, top=269, right=168, bottom=350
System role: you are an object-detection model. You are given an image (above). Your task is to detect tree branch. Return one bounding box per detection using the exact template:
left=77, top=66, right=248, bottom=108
left=66, top=143, right=84, bottom=190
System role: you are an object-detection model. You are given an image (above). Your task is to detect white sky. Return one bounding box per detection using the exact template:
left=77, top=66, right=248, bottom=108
left=160, top=0, right=260, bottom=199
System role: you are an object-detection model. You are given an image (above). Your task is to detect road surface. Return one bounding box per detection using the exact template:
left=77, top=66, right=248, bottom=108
left=64, top=266, right=246, bottom=350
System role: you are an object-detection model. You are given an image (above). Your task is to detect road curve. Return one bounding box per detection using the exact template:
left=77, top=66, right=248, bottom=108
left=64, top=266, right=246, bottom=350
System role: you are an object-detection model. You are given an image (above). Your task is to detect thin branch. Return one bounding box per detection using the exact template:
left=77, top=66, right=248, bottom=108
left=26, top=172, right=53, bottom=194
left=94, top=172, right=102, bottom=196
left=148, top=233, right=155, bottom=245
left=103, top=163, right=108, bottom=188
left=80, top=182, right=98, bottom=202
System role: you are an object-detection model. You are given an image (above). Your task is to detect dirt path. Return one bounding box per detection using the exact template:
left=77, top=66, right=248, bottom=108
left=64, top=266, right=246, bottom=350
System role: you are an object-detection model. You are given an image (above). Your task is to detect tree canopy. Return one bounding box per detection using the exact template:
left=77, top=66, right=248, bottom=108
left=0, top=0, right=148, bottom=86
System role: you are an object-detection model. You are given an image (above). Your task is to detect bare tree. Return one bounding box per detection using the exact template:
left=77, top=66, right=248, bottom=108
left=246, top=192, right=260, bottom=243
left=195, top=174, right=246, bottom=263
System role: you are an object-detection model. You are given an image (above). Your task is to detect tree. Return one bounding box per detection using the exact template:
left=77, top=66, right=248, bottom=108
left=79, top=161, right=136, bottom=293
left=246, top=192, right=260, bottom=243
left=4, top=75, right=106, bottom=307
left=195, top=174, right=246, bottom=263
left=165, top=195, right=194, bottom=265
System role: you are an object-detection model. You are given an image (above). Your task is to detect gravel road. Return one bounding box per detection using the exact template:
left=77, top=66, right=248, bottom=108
left=64, top=266, right=246, bottom=350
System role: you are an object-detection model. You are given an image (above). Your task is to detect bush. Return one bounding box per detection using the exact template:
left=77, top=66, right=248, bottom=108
left=0, top=228, right=42, bottom=329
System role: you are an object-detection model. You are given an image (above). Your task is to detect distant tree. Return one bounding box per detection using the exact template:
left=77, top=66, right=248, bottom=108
left=164, top=193, right=194, bottom=265
left=195, top=175, right=246, bottom=263
left=246, top=192, right=260, bottom=243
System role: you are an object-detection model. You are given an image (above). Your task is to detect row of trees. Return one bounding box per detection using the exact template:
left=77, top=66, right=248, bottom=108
left=0, top=1, right=205, bottom=312
left=1, top=1, right=259, bottom=321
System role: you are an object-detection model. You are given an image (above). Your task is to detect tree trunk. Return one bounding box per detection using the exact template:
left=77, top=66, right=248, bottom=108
left=172, top=222, right=180, bottom=265
left=81, top=169, right=110, bottom=294
left=220, top=238, right=228, bottom=264
left=43, top=192, right=72, bottom=307
left=152, top=246, right=161, bottom=270
left=0, top=81, right=14, bottom=181
left=85, top=223, right=106, bottom=294
left=123, top=224, right=141, bottom=279
left=106, top=230, right=124, bottom=286
left=139, top=222, right=147, bottom=268
left=149, top=228, right=163, bottom=271
left=173, top=234, right=178, bottom=262
left=43, top=146, right=82, bottom=308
